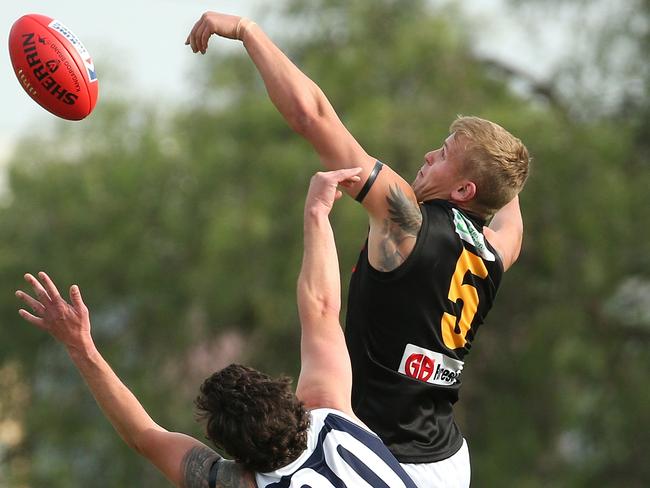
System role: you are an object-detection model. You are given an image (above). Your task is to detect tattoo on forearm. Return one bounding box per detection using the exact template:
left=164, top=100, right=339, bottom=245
left=377, top=185, right=422, bottom=271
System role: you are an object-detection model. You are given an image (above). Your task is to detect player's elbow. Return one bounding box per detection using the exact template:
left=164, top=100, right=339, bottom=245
left=129, top=426, right=164, bottom=459
left=117, top=433, right=144, bottom=457
left=503, top=227, right=524, bottom=270
left=514, top=222, right=524, bottom=258
left=289, top=106, right=320, bottom=135
left=509, top=240, right=523, bottom=267
left=302, top=296, right=341, bottom=321
left=287, top=93, right=331, bottom=136
left=129, top=431, right=149, bottom=457
left=297, top=284, right=341, bottom=322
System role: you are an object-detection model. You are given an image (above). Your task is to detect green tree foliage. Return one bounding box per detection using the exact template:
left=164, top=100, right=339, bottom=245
left=0, top=0, right=647, bottom=486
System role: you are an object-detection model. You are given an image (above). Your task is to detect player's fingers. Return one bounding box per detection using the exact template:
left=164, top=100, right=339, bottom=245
left=343, top=166, right=364, bottom=176
left=186, top=18, right=203, bottom=46
left=18, top=309, right=47, bottom=330
left=193, top=22, right=205, bottom=52
left=24, top=273, right=51, bottom=304
left=15, top=290, right=45, bottom=315
left=193, top=22, right=209, bottom=54
left=334, top=190, right=343, bottom=200
left=69, top=285, right=87, bottom=313
left=200, top=23, right=213, bottom=53
left=197, top=23, right=210, bottom=53
left=338, top=175, right=362, bottom=188
left=38, top=272, right=62, bottom=303
left=189, top=19, right=203, bottom=52
left=186, top=20, right=198, bottom=45
left=330, top=167, right=363, bottom=183
left=185, top=26, right=194, bottom=46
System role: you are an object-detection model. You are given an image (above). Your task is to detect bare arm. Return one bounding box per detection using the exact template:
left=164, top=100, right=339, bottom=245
left=185, top=12, right=418, bottom=232
left=187, top=13, right=373, bottom=175
left=244, top=26, right=369, bottom=169
left=15, top=273, right=255, bottom=488
left=295, top=169, right=361, bottom=416
left=483, top=195, right=523, bottom=271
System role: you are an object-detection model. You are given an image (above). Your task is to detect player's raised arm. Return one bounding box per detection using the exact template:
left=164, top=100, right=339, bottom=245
left=186, top=12, right=373, bottom=176
left=295, top=169, right=361, bottom=416
left=185, top=12, right=417, bottom=226
left=15, top=272, right=254, bottom=488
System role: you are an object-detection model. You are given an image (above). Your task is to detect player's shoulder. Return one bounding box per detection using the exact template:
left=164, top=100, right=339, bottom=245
left=309, top=408, right=382, bottom=443
left=422, top=200, right=484, bottom=234
left=310, top=407, right=367, bottom=429
left=420, top=198, right=456, bottom=221
left=421, top=198, right=463, bottom=215
left=420, top=200, right=501, bottom=261
left=418, top=199, right=459, bottom=239
left=443, top=204, right=503, bottom=266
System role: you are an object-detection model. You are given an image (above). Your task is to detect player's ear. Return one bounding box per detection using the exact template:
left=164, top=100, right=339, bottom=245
left=451, top=181, right=476, bottom=202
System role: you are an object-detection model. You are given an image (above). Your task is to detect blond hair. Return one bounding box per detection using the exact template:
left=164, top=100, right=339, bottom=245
left=450, top=116, right=530, bottom=217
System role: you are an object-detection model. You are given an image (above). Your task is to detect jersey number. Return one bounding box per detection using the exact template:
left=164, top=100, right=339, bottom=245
left=441, top=248, right=488, bottom=349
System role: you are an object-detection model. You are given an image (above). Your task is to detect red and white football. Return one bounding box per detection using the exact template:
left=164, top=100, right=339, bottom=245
left=8, top=14, right=99, bottom=121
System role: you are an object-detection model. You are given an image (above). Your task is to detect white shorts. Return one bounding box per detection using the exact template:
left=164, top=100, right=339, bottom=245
left=400, top=439, right=471, bottom=488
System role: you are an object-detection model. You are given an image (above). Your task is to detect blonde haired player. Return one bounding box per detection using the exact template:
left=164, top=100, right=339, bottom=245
left=187, top=11, right=530, bottom=488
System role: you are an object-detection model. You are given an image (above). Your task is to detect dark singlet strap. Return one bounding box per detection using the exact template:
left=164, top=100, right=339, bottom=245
left=355, top=160, right=384, bottom=203
left=208, top=459, right=219, bottom=488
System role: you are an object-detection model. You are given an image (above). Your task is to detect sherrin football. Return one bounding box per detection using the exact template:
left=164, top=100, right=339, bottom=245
left=9, top=14, right=98, bottom=120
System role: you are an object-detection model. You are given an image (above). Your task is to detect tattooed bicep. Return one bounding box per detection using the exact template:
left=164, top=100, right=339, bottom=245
left=212, top=459, right=256, bottom=488
left=181, top=446, right=221, bottom=488
left=372, top=185, right=422, bottom=271
left=387, top=185, right=422, bottom=235
left=181, top=447, right=256, bottom=488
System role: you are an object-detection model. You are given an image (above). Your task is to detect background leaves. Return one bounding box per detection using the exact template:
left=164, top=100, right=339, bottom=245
left=0, top=1, right=648, bottom=486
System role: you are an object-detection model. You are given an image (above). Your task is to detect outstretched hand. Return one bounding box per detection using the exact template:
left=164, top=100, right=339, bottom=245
left=16, top=272, right=91, bottom=351
left=305, top=168, right=362, bottom=215
left=185, top=11, right=252, bottom=54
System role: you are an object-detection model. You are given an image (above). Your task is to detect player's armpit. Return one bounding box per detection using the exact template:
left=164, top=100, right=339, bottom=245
left=367, top=183, right=423, bottom=272
left=181, top=448, right=255, bottom=488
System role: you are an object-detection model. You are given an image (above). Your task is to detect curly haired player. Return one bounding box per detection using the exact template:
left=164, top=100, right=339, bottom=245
left=16, top=169, right=418, bottom=488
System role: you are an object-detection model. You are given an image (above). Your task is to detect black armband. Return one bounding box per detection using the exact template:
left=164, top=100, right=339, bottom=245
left=208, top=460, right=219, bottom=488
left=355, top=160, right=384, bottom=203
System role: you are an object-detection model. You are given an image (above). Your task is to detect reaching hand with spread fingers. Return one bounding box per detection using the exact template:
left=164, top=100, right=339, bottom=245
left=16, top=272, right=91, bottom=354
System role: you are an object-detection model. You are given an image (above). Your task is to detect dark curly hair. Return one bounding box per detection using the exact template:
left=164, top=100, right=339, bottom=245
left=195, top=364, right=310, bottom=473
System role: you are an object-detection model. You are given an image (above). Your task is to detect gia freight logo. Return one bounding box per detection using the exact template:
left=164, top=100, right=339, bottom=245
left=398, top=343, right=464, bottom=386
